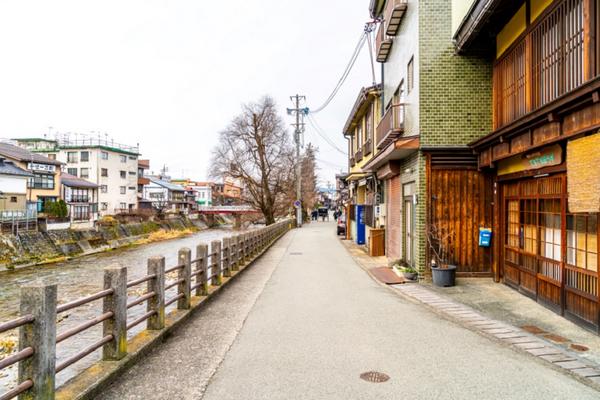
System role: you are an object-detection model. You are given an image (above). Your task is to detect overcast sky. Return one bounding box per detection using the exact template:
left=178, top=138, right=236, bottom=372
left=0, top=0, right=376, bottom=187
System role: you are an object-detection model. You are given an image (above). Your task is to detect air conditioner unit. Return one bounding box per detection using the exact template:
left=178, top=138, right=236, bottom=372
left=375, top=204, right=386, bottom=218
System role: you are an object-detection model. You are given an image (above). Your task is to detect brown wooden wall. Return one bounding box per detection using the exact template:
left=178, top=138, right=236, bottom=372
left=429, top=169, right=493, bottom=274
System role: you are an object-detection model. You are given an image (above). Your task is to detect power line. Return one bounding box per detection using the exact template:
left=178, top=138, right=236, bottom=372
left=306, top=114, right=346, bottom=155
left=309, top=29, right=368, bottom=114
left=316, top=157, right=346, bottom=169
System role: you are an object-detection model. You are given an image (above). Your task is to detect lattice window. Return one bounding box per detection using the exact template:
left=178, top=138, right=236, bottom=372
left=567, top=214, right=598, bottom=271
left=539, top=199, right=562, bottom=262
left=506, top=200, right=520, bottom=248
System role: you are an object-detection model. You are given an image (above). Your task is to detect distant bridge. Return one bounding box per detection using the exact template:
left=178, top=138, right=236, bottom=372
left=196, top=206, right=260, bottom=215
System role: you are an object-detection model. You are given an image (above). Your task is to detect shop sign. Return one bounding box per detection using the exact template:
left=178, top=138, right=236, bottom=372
left=498, top=144, right=562, bottom=176
left=28, top=162, right=56, bottom=173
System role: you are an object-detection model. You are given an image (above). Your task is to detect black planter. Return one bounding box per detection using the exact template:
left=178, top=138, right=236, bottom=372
left=431, top=265, right=457, bottom=287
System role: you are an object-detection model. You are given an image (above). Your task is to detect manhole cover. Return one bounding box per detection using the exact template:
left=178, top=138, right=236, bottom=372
left=290, top=252, right=303, bottom=255
left=360, top=371, right=390, bottom=383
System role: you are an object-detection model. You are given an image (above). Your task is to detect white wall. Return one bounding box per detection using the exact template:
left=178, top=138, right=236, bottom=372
left=382, top=0, right=419, bottom=137
left=56, top=148, right=138, bottom=215
left=452, top=0, right=477, bottom=36
left=0, top=175, right=28, bottom=194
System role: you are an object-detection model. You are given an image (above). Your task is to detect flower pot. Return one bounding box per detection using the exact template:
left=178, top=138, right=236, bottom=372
left=431, top=265, right=457, bottom=287
left=401, top=271, right=417, bottom=281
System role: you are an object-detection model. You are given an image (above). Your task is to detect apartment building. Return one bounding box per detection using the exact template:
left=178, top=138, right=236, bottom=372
left=15, top=136, right=140, bottom=216
left=0, top=141, right=63, bottom=213
left=455, top=0, right=600, bottom=331
left=350, top=0, right=492, bottom=274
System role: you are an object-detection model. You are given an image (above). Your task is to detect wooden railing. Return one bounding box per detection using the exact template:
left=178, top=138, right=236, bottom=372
left=376, top=103, right=405, bottom=149
left=0, top=220, right=292, bottom=400
left=494, top=0, right=586, bottom=129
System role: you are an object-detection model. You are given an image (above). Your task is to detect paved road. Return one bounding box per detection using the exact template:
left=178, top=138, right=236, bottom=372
left=99, top=221, right=600, bottom=399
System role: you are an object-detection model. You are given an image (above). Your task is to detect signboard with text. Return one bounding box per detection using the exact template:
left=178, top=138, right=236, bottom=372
left=498, top=144, right=562, bottom=176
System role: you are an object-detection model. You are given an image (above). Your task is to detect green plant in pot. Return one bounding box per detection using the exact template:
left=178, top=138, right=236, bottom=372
left=427, top=224, right=456, bottom=287
left=399, top=265, right=418, bottom=281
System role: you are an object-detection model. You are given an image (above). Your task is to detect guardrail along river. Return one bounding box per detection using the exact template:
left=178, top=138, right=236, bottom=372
left=0, top=226, right=250, bottom=392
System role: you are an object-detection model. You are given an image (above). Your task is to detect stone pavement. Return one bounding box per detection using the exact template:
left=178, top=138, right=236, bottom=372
left=98, top=221, right=600, bottom=399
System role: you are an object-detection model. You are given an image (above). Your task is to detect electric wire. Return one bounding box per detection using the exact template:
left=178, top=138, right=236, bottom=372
left=309, top=31, right=368, bottom=114
left=306, top=114, right=347, bottom=155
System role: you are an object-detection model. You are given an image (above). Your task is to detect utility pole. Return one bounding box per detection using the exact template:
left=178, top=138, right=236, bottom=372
left=288, top=95, right=307, bottom=228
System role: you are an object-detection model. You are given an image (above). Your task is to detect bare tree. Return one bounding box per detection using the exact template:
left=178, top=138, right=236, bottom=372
left=210, top=96, right=294, bottom=225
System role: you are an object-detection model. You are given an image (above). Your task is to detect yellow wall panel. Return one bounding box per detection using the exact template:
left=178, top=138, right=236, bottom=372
left=531, top=0, right=554, bottom=22
left=496, top=3, right=527, bottom=58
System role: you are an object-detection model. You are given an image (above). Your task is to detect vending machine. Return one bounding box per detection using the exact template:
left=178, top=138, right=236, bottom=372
left=356, top=205, right=366, bottom=245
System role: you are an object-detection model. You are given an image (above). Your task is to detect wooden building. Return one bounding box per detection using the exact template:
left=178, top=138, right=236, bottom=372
left=456, top=0, right=600, bottom=332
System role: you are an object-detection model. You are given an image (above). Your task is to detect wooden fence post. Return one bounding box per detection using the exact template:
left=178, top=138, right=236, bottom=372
left=102, top=266, right=127, bottom=360
left=222, top=237, right=232, bottom=278
left=19, top=283, right=57, bottom=400
left=211, top=240, right=222, bottom=286
left=147, top=256, right=165, bottom=330
left=178, top=248, right=192, bottom=310
left=196, top=244, right=209, bottom=296
left=232, top=235, right=240, bottom=271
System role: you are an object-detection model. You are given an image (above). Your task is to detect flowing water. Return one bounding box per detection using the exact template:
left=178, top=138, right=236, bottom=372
left=0, top=226, right=248, bottom=393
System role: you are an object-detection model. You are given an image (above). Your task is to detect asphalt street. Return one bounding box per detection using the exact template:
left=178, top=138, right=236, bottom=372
left=99, top=221, right=600, bottom=399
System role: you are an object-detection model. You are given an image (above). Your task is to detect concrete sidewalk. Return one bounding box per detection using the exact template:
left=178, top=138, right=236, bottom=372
left=201, top=221, right=599, bottom=399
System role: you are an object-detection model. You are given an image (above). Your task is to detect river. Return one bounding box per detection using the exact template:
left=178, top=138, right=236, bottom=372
left=0, top=226, right=247, bottom=393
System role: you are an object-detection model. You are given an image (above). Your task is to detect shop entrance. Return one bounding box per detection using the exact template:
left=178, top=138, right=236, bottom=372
left=501, top=174, right=599, bottom=331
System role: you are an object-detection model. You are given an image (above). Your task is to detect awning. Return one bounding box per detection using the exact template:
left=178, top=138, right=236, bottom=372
left=362, top=136, right=419, bottom=172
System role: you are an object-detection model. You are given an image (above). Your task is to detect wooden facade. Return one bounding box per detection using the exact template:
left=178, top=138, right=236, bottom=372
left=471, top=0, right=600, bottom=333
left=426, top=153, right=493, bottom=276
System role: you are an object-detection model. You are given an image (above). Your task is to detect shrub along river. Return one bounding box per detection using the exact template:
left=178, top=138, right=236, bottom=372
left=0, top=225, right=248, bottom=394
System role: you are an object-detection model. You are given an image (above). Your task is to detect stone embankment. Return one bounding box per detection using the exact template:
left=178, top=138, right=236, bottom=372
left=0, top=215, right=231, bottom=271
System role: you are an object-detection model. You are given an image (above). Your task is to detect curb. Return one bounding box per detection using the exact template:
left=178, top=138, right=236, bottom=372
left=340, top=239, right=600, bottom=392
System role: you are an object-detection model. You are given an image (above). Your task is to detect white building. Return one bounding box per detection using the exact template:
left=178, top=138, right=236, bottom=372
left=143, top=177, right=187, bottom=213
left=15, top=136, right=140, bottom=216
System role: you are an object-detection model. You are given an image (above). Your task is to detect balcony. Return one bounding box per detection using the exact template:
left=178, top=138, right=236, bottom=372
left=356, top=149, right=363, bottom=162
left=376, top=23, right=393, bottom=63
left=363, top=139, right=372, bottom=156
left=384, top=0, right=408, bottom=36
left=376, top=104, right=405, bottom=149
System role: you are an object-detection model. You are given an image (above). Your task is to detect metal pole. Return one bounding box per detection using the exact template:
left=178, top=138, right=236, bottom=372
left=292, top=94, right=304, bottom=228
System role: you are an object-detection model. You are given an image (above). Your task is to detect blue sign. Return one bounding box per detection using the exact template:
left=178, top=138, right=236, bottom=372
left=293, top=200, right=301, bottom=208
left=479, top=228, right=492, bottom=247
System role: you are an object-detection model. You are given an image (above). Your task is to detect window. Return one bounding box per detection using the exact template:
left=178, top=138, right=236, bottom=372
left=69, top=188, right=89, bottom=203
left=10, top=196, right=17, bottom=203
left=80, top=168, right=89, bottom=178
left=120, top=155, right=127, bottom=163
left=128, top=186, right=136, bottom=190
left=119, top=202, right=127, bottom=210
left=100, top=185, right=108, bottom=193
left=129, top=156, right=137, bottom=161
left=101, top=202, right=108, bottom=211
left=129, top=171, right=136, bottom=176
left=407, top=56, right=414, bottom=93
left=365, top=104, right=373, bottom=142
left=67, top=168, right=78, bottom=177
left=120, top=186, right=126, bottom=194
left=120, top=170, right=126, bottom=179
left=80, top=151, right=89, bottom=162
left=67, top=152, right=78, bottom=163
left=47, top=154, right=56, bottom=160
left=28, top=174, right=55, bottom=189
left=101, top=168, right=108, bottom=177
left=101, top=151, right=109, bottom=160
left=567, top=214, right=598, bottom=271
left=72, top=205, right=89, bottom=221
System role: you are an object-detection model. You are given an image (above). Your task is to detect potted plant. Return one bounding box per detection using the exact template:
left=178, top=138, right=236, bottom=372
left=398, top=265, right=418, bottom=281
left=427, top=223, right=456, bottom=287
